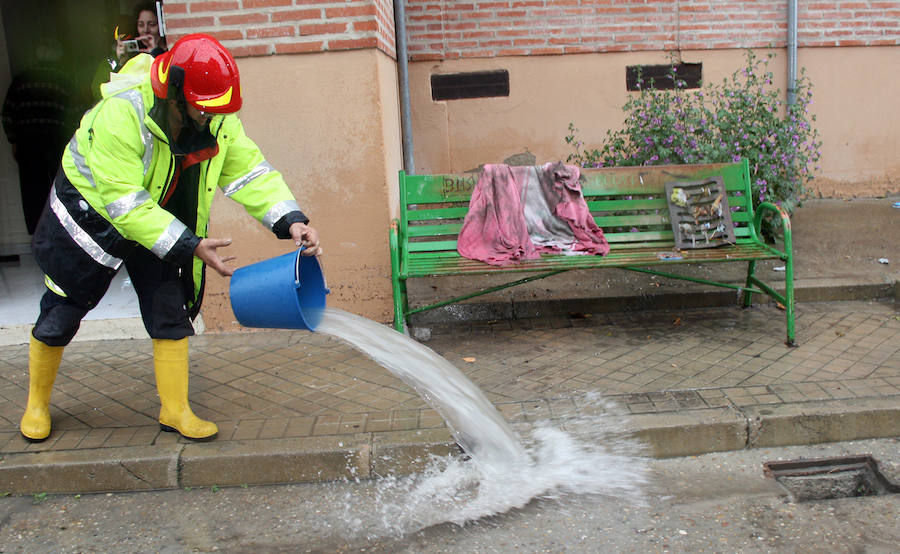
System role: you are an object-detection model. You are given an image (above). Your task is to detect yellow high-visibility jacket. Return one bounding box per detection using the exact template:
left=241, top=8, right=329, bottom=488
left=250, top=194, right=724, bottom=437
left=33, top=54, right=307, bottom=312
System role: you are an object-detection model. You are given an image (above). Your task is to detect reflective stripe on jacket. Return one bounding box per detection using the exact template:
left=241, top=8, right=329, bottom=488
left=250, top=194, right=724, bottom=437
left=36, top=54, right=306, bottom=311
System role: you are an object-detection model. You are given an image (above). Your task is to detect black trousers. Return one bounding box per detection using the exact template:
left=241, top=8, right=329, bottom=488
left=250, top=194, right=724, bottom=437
left=33, top=246, right=195, bottom=346
left=14, top=145, right=61, bottom=235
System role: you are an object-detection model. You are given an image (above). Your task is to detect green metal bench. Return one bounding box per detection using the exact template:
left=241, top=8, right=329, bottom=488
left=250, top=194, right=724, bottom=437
left=390, top=159, right=796, bottom=344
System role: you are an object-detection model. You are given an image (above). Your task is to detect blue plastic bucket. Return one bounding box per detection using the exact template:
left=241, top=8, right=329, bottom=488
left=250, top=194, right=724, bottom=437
left=230, top=250, right=329, bottom=330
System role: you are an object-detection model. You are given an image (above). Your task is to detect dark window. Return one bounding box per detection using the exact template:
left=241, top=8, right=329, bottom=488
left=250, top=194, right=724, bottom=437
left=626, top=63, right=702, bottom=91
left=431, top=70, right=510, bottom=101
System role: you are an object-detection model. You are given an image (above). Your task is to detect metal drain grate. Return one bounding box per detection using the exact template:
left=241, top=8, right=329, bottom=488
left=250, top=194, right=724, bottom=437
left=763, top=455, right=900, bottom=502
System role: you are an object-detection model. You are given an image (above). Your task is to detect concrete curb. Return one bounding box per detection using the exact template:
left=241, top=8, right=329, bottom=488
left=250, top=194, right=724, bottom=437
left=627, top=396, right=900, bottom=458
left=0, top=445, right=182, bottom=494
left=2, top=396, right=896, bottom=495
left=179, top=434, right=372, bottom=488
left=743, top=396, right=900, bottom=449
left=623, top=407, right=748, bottom=458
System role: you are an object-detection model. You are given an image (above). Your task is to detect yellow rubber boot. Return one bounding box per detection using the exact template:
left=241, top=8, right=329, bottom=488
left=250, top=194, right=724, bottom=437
left=153, top=338, right=218, bottom=441
left=20, top=336, right=64, bottom=442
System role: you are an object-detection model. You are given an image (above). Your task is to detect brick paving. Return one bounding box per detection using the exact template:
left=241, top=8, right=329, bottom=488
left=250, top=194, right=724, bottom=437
left=0, top=299, right=897, bottom=454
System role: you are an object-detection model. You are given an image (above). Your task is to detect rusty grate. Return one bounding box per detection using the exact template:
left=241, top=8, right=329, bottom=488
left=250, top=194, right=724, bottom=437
left=763, top=455, right=900, bottom=502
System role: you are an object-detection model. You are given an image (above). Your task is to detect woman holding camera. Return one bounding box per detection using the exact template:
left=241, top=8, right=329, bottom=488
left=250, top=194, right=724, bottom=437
left=135, top=2, right=167, bottom=57
left=91, top=4, right=166, bottom=101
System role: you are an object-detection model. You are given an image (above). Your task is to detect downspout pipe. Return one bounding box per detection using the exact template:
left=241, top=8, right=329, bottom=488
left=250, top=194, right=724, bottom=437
left=394, top=0, right=415, bottom=173
left=787, top=0, right=798, bottom=105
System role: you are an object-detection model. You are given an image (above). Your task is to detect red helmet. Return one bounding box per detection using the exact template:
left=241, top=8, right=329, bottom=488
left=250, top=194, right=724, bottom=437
left=151, top=34, right=242, bottom=114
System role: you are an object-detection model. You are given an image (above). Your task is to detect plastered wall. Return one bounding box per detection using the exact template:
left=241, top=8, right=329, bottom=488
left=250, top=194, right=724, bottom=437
left=200, top=49, right=403, bottom=330
left=409, top=47, right=900, bottom=198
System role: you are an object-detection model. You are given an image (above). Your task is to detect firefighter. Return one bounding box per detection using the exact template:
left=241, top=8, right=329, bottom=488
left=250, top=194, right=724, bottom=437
left=20, top=34, right=321, bottom=442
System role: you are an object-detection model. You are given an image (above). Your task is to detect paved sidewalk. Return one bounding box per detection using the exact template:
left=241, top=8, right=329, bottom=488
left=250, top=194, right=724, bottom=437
left=1, top=298, right=897, bottom=494
left=0, top=196, right=897, bottom=493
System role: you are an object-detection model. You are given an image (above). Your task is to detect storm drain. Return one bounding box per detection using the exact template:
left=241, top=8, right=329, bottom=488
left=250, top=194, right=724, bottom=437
left=763, top=455, right=900, bottom=502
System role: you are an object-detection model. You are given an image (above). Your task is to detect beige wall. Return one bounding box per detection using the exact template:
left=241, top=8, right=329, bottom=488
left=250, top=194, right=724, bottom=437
left=409, top=47, right=900, bottom=198
left=201, top=48, right=403, bottom=331
left=799, top=46, right=900, bottom=197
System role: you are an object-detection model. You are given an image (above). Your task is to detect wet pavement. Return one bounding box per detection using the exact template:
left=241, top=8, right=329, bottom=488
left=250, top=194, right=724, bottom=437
left=0, top=197, right=897, bottom=493
left=0, top=298, right=897, bottom=494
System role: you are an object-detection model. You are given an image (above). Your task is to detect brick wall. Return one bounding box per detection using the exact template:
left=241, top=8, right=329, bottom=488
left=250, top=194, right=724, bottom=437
left=374, top=0, right=397, bottom=57
left=162, top=0, right=395, bottom=58
left=405, top=0, right=900, bottom=61
left=159, top=1, right=900, bottom=60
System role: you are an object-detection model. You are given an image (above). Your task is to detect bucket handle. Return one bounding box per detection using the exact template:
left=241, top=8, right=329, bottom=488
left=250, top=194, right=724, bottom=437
left=292, top=247, right=329, bottom=293
left=293, top=248, right=303, bottom=289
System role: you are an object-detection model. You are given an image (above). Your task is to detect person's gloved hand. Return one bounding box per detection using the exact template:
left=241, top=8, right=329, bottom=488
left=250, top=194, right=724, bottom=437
left=290, top=222, right=322, bottom=256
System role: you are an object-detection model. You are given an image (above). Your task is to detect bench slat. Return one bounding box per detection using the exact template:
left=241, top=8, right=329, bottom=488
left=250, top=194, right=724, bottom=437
left=406, top=226, right=756, bottom=249
left=406, top=207, right=469, bottom=221
left=408, top=239, right=459, bottom=252
left=405, top=195, right=750, bottom=214
left=407, top=240, right=698, bottom=256
left=403, top=243, right=780, bottom=277
left=406, top=218, right=751, bottom=236
left=407, top=224, right=462, bottom=237
left=580, top=162, right=750, bottom=195
left=585, top=198, right=667, bottom=210
left=402, top=163, right=750, bottom=204
left=405, top=200, right=752, bottom=224
left=593, top=214, right=669, bottom=227
left=403, top=174, right=480, bottom=203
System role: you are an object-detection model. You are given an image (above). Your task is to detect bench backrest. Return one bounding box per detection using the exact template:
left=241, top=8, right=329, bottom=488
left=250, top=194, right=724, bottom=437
left=398, top=159, right=757, bottom=258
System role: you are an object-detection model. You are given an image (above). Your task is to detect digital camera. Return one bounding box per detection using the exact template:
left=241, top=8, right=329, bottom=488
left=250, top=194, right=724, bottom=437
left=122, top=38, right=143, bottom=52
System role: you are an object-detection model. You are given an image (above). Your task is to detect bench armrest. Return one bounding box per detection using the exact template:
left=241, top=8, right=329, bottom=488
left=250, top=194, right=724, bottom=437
left=390, top=218, right=402, bottom=272
left=390, top=218, right=401, bottom=255
left=753, top=202, right=793, bottom=257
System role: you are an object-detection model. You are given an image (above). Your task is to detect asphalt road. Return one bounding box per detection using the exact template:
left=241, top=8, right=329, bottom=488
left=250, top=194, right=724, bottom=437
left=1, top=438, right=898, bottom=553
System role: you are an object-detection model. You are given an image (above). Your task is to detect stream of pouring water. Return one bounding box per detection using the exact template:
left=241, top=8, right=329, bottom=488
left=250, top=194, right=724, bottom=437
left=317, top=307, right=529, bottom=467
left=315, top=307, right=650, bottom=536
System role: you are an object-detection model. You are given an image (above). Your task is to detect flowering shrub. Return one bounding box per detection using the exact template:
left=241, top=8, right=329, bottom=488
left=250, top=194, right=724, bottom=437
left=566, top=50, right=822, bottom=215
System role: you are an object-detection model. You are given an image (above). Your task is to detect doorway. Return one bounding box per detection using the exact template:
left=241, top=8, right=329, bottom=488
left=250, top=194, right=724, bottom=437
left=0, top=0, right=145, bottom=335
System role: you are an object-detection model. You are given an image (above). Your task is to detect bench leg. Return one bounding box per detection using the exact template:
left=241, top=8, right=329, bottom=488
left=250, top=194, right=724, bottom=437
left=389, top=220, right=407, bottom=333
left=392, top=278, right=408, bottom=333
left=784, top=255, right=796, bottom=347
left=742, top=261, right=757, bottom=307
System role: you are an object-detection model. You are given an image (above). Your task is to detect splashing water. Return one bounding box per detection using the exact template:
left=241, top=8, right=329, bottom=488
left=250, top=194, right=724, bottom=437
left=359, top=413, right=647, bottom=537
left=316, top=307, right=649, bottom=536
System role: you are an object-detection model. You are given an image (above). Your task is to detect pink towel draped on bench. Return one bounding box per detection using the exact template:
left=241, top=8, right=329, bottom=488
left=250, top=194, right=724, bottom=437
left=457, top=162, right=610, bottom=266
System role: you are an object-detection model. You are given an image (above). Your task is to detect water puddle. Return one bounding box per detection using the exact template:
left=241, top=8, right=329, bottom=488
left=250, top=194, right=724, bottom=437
left=316, top=307, right=649, bottom=537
